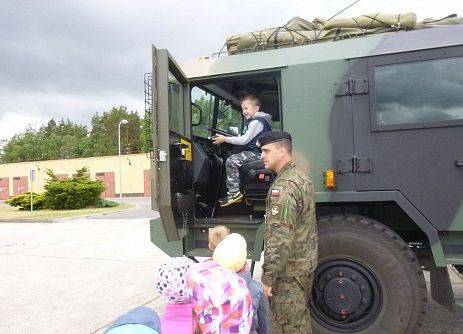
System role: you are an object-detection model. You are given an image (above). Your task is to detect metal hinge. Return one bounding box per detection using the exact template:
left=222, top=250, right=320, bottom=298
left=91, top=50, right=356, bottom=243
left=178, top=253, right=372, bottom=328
left=353, top=156, right=372, bottom=173
left=335, top=156, right=372, bottom=173
left=334, top=78, right=369, bottom=96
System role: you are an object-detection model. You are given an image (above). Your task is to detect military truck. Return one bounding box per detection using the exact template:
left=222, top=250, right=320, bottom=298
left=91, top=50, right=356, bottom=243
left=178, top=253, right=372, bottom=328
left=145, top=17, right=463, bottom=333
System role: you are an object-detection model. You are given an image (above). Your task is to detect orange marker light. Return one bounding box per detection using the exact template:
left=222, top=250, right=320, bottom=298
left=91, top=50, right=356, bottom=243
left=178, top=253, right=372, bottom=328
left=324, top=169, right=336, bottom=189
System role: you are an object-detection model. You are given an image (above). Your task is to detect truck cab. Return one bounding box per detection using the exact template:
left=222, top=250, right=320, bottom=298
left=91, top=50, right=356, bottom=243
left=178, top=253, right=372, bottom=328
left=147, top=23, right=463, bottom=333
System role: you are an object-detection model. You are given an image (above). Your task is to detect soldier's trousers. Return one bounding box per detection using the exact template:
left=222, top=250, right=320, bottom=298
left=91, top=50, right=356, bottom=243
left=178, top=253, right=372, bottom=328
left=225, top=151, right=259, bottom=193
left=270, top=273, right=314, bottom=334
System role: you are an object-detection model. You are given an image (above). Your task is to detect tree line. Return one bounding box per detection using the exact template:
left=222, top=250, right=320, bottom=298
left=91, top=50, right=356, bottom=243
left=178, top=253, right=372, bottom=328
left=0, top=106, right=150, bottom=163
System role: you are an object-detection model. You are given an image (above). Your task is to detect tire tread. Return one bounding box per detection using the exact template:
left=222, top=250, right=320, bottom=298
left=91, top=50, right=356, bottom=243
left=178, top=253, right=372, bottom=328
left=317, top=214, right=427, bottom=333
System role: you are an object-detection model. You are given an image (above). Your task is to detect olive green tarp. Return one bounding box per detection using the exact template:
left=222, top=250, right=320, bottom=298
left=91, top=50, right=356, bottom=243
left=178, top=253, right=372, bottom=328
left=226, top=13, right=463, bottom=55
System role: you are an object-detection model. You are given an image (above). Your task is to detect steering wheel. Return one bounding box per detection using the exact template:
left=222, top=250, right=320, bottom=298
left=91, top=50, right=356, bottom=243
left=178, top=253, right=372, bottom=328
left=206, top=127, right=237, bottom=137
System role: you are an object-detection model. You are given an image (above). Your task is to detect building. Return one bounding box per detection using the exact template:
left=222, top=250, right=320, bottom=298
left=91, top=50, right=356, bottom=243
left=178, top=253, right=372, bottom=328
left=0, top=153, right=151, bottom=199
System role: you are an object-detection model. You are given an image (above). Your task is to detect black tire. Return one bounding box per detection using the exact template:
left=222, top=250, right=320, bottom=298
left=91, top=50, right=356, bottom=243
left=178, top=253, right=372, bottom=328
left=310, top=215, right=427, bottom=334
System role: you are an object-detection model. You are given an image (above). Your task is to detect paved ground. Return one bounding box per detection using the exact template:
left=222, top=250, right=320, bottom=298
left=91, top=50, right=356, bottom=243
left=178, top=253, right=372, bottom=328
left=0, top=199, right=462, bottom=333
left=86, top=197, right=158, bottom=219
left=0, top=217, right=167, bottom=334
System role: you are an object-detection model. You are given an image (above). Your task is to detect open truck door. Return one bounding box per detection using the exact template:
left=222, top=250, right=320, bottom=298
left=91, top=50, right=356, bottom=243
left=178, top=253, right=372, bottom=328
left=152, top=46, right=193, bottom=242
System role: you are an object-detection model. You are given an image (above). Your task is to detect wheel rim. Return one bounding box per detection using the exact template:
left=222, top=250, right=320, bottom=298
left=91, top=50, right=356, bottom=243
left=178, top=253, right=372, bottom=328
left=309, top=258, right=383, bottom=332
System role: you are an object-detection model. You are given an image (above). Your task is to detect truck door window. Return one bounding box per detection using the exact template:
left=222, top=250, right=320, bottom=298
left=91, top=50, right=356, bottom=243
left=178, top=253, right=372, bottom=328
left=374, top=56, right=463, bottom=128
left=168, top=71, right=185, bottom=134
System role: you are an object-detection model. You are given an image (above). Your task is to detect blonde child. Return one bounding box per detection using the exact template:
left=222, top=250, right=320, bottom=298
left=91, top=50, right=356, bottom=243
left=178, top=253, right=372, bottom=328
left=214, top=233, right=273, bottom=334
left=208, top=225, right=230, bottom=252
left=186, top=256, right=253, bottom=334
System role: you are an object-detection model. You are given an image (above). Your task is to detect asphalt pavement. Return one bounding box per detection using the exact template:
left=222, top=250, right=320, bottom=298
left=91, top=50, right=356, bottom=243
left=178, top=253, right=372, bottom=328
left=86, top=197, right=159, bottom=219
left=0, top=216, right=167, bottom=333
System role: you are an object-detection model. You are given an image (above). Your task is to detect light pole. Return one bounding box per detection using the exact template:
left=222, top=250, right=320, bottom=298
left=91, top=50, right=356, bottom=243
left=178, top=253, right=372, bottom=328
left=118, top=119, right=128, bottom=199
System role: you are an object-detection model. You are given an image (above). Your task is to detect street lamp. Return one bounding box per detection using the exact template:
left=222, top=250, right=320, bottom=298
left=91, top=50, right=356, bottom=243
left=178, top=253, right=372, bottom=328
left=118, top=119, right=128, bottom=199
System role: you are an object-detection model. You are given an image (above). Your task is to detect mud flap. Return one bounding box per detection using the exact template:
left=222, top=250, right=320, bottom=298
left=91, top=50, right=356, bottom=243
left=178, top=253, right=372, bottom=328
left=150, top=217, right=183, bottom=257
left=429, top=260, right=456, bottom=312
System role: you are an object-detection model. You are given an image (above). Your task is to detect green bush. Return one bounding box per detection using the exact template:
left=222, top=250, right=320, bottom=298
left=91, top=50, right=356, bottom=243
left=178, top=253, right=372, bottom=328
left=95, top=198, right=119, bottom=208
left=43, top=167, right=105, bottom=210
left=6, top=192, right=46, bottom=210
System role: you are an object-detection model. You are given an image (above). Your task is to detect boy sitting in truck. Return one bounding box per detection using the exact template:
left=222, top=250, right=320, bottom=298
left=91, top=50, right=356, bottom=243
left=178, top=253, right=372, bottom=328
left=213, top=94, right=272, bottom=207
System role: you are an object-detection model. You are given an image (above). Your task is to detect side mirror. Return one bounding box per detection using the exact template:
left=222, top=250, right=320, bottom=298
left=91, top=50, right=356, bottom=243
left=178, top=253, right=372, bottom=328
left=191, top=102, right=202, bottom=126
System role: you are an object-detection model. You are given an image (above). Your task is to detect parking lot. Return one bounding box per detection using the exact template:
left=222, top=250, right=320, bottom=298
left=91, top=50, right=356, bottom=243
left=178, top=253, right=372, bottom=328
left=0, top=201, right=462, bottom=333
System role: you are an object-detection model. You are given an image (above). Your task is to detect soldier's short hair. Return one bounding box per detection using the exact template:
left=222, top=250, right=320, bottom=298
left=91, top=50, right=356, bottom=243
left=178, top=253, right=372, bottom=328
left=278, top=139, right=292, bottom=153
left=208, top=225, right=231, bottom=251
left=240, top=94, right=261, bottom=108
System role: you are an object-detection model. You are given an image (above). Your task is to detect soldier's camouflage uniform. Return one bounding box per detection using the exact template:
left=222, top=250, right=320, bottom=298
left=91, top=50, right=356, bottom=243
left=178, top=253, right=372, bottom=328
left=261, top=161, right=318, bottom=334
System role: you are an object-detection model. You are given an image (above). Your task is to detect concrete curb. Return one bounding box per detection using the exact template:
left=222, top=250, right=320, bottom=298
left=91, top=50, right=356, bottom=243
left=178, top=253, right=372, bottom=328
left=0, top=218, right=53, bottom=223
left=0, top=203, right=137, bottom=224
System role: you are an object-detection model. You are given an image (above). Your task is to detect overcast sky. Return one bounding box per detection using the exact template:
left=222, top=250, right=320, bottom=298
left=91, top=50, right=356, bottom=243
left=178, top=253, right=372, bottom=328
left=0, top=0, right=461, bottom=141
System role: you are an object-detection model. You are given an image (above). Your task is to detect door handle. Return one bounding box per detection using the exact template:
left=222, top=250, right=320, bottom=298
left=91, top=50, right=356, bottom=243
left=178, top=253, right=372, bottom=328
left=456, top=160, right=463, bottom=167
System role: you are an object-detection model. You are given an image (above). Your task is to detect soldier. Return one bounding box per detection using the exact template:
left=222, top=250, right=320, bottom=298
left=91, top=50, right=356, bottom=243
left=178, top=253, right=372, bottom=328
left=257, top=131, right=318, bottom=334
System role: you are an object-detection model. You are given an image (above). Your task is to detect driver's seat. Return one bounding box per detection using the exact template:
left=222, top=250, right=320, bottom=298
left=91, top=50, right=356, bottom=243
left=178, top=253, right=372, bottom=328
left=239, top=159, right=275, bottom=211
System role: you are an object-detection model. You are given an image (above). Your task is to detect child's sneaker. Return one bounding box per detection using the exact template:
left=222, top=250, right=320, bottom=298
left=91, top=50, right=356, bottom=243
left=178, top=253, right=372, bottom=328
left=219, top=191, right=243, bottom=207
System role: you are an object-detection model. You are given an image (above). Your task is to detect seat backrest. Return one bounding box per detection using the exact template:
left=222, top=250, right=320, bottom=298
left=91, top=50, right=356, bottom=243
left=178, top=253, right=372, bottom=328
left=239, top=159, right=272, bottom=179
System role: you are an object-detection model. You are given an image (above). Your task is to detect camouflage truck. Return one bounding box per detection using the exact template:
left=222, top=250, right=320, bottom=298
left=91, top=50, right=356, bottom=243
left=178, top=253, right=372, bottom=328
left=145, top=20, right=463, bottom=333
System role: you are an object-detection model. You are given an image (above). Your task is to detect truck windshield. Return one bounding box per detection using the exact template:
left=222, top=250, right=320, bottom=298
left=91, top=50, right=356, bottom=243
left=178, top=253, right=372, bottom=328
left=191, top=86, right=242, bottom=138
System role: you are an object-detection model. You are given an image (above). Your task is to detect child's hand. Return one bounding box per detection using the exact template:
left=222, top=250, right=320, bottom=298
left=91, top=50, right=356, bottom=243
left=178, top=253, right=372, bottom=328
left=213, top=134, right=227, bottom=145
left=263, top=283, right=272, bottom=297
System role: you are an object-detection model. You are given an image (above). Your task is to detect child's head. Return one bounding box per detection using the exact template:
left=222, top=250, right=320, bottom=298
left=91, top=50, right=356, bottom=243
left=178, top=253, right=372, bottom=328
left=240, top=94, right=261, bottom=120
left=155, top=257, right=194, bottom=303
left=208, top=225, right=230, bottom=251
left=213, top=233, right=247, bottom=272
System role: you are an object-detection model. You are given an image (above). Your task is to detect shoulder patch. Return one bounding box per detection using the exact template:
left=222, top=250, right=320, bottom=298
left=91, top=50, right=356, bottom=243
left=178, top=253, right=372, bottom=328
left=271, top=205, right=280, bottom=216
left=271, top=189, right=280, bottom=197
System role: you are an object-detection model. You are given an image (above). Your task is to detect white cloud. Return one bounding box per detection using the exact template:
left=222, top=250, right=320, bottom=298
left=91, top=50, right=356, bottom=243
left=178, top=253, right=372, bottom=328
left=0, top=89, right=142, bottom=140
left=0, top=0, right=460, bottom=140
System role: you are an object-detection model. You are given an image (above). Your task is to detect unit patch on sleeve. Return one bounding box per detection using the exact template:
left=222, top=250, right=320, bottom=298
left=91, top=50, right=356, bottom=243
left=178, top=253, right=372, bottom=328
left=271, top=205, right=280, bottom=216
left=271, top=189, right=280, bottom=197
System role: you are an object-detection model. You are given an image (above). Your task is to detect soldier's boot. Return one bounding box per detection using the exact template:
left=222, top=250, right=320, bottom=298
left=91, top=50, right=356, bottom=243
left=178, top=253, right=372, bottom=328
left=218, top=191, right=243, bottom=207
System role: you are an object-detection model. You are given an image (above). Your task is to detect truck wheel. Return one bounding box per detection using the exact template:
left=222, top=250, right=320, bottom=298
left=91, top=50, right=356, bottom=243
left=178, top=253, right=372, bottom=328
left=310, top=215, right=427, bottom=334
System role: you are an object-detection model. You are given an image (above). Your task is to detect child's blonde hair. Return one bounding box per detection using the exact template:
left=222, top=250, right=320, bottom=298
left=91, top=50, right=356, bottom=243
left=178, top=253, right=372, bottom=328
left=208, top=225, right=231, bottom=251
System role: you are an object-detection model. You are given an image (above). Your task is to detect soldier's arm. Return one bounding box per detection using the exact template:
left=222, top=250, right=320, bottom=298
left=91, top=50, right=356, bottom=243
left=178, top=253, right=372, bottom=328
left=261, top=182, right=299, bottom=286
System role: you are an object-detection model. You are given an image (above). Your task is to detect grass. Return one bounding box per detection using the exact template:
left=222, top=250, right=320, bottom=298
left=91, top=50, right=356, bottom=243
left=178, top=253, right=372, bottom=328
left=0, top=202, right=134, bottom=221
